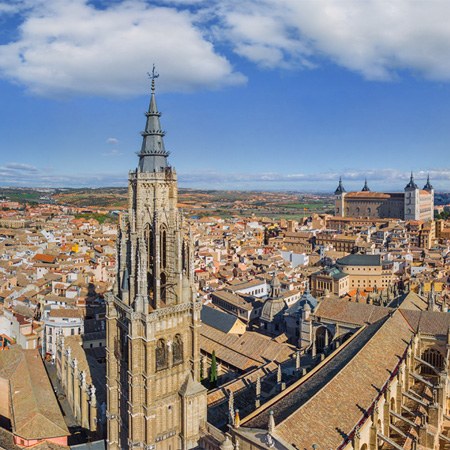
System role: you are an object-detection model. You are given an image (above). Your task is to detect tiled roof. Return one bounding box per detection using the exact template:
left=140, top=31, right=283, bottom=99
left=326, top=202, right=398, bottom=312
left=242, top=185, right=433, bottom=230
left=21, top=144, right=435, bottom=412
left=274, top=311, right=413, bottom=449
left=244, top=311, right=413, bottom=449
left=314, top=298, right=391, bottom=325
left=0, top=346, right=69, bottom=440
left=201, top=305, right=244, bottom=333
left=200, top=324, right=294, bottom=372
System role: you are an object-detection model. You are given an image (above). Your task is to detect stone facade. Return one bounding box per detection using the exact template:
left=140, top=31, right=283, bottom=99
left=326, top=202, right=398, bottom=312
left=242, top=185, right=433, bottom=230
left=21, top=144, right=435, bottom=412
left=106, top=76, right=207, bottom=450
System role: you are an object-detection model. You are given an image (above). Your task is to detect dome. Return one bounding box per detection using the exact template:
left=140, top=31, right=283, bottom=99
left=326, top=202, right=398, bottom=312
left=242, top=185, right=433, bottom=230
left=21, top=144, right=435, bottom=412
left=261, top=297, right=286, bottom=321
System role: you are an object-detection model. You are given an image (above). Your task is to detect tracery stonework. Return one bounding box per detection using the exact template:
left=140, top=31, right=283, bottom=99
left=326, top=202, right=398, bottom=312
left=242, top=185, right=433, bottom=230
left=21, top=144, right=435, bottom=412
left=106, top=73, right=207, bottom=450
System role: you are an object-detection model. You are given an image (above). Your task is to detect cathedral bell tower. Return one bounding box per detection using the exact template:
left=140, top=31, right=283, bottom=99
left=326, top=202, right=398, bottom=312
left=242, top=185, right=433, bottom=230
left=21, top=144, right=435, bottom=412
left=106, top=68, right=207, bottom=450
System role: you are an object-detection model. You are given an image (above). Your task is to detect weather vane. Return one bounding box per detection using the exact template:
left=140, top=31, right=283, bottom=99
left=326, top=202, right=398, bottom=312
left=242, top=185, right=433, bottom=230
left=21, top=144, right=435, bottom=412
left=148, top=64, right=159, bottom=91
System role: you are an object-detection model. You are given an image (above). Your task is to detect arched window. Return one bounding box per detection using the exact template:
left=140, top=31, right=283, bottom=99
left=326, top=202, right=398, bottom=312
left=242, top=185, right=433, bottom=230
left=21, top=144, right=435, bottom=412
left=144, top=224, right=153, bottom=274
left=160, top=272, right=167, bottom=304
left=315, top=326, right=332, bottom=353
left=421, top=348, right=444, bottom=375
left=172, top=334, right=183, bottom=365
left=156, top=339, right=167, bottom=371
left=161, top=228, right=167, bottom=268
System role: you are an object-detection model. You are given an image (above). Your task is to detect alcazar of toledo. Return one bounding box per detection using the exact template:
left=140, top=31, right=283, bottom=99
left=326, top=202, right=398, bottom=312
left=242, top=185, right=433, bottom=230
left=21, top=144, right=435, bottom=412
left=334, top=175, right=434, bottom=221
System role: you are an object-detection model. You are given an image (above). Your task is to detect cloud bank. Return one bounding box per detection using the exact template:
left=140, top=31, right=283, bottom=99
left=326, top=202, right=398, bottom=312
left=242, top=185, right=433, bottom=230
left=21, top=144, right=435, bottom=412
left=1, top=163, right=450, bottom=191
left=2, top=1, right=450, bottom=97
left=216, top=0, right=450, bottom=81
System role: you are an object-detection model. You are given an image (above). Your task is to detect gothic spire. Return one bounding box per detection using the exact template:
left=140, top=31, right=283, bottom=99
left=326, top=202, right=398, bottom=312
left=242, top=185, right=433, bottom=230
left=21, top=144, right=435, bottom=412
left=334, top=177, right=346, bottom=195
left=138, top=66, right=170, bottom=173
left=361, top=179, right=370, bottom=192
left=423, top=174, right=434, bottom=191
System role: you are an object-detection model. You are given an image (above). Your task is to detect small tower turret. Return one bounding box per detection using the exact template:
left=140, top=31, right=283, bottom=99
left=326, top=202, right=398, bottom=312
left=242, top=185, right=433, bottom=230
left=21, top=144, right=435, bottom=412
left=423, top=174, right=433, bottom=192
left=334, top=177, right=346, bottom=195
left=334, top=177, right=346, bottom=217
left=361, top=179, right=370, bottom=192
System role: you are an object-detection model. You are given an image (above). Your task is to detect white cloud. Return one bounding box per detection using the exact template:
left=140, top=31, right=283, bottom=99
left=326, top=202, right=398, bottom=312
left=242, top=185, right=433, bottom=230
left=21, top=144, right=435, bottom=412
left=215, top=0, right=450, bottom=81
left=106, top=137, right=119, bottom=145
left=3, top=0, right=450, bottom=97
left=0, top=0, right=245, bottom=97
left=1, top=162, right=39, bottom=173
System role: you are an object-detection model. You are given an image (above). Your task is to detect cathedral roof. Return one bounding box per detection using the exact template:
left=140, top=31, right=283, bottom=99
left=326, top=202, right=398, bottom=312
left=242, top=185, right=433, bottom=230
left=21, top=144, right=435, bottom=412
left=0, top=346, right=69, bottom=441
left=243, top=309, right=431, bottom=449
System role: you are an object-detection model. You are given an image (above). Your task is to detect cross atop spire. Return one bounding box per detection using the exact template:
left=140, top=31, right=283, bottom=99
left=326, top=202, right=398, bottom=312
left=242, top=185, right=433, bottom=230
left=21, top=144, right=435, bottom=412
left=147, top=64, right=159, bottom=93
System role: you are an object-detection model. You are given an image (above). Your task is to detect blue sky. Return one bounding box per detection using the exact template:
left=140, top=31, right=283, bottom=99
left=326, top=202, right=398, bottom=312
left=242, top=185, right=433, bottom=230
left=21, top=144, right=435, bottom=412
left=1, top=0, right=450, bottom=192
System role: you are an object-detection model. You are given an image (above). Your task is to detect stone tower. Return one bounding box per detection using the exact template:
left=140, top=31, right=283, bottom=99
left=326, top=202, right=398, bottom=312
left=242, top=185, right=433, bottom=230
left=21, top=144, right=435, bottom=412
left=106, top=70, right=207, bottom=450
left=334, top=177, right=346, bottom=217
left=404, top=172, right=419, bottom=220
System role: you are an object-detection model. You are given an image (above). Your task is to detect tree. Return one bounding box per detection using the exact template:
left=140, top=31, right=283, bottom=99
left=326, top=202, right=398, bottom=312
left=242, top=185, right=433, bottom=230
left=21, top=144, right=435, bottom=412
left=209, top=350, right=218, bottom=387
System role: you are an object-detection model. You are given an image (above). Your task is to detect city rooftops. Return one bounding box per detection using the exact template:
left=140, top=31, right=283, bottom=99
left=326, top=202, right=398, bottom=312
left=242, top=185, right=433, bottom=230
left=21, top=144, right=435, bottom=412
left=336, top=254, right=382, bottom=266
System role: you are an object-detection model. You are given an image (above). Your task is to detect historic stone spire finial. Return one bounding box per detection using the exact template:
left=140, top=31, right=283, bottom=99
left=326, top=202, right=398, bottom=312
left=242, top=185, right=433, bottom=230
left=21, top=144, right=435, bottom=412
left=268, top=410, right=275, bottom=434
left=423, top=173, right=434, bottom=191
left=405, top=171, right=418, bottom=190
left=334, top=176, right=346, bottom=195
left=138, top=67, right=169, bottom=173
left=361, top=178, right=370, bottom=192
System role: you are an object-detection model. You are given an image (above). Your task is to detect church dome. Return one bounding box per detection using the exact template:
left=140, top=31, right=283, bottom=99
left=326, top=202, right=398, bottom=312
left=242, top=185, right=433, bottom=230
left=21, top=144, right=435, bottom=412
left=261, top=297, right=286, bottom=322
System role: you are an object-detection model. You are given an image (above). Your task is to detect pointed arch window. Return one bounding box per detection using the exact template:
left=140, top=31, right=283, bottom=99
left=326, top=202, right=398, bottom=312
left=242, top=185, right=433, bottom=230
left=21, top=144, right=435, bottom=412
left=161, top=228, right=167, bottom=268
left=156, top=339, right=168, bottom=371
left=421, top=348, right=444, bottom=375
left=182, top=242, right=186, bottom=272
left=144, top=224, right=153, bottom=275
left=172, top=334, right=183, bottom=365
